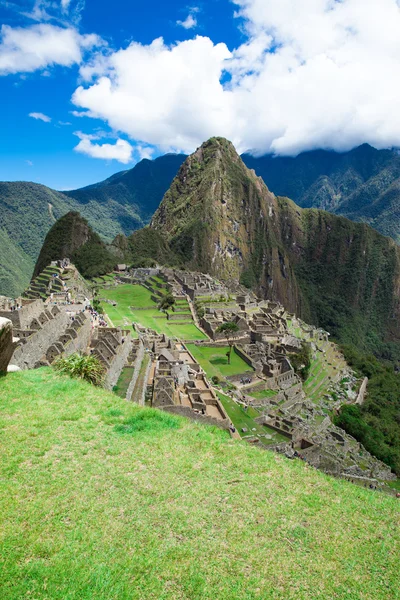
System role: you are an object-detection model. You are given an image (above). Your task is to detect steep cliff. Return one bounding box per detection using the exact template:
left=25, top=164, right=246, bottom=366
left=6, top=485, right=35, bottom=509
left=243, top=144, right=400, bottom=243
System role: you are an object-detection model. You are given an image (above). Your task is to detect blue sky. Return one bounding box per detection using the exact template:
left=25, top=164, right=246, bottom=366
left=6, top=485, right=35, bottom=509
left=2, top=0, right=400, bottom=190
left=0, top=0, right=243, bottom=189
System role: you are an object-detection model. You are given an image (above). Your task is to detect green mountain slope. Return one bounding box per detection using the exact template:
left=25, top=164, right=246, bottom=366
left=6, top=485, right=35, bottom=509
left=0, top=182, right=79, bottom=297
left=33, top=212, right=116, bottom=279
left=0, top=368, right=398, bottom=600
left=243, top=144, right=400, bottom=242
left=64, top=154, right=186, bottom=237
left=148, top=138, right=400, bottom=358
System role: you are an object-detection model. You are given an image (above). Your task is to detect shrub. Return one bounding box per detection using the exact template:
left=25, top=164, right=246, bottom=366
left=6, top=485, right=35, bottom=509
left=53, top=353, right=105, bottom=386
left=290, top=342, right=312, bottom=381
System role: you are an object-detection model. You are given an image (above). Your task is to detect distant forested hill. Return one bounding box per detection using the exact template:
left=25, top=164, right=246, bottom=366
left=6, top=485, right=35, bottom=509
left=0, top=155, right=185, bottom=297
left=243, top=144, right=400, bottom=243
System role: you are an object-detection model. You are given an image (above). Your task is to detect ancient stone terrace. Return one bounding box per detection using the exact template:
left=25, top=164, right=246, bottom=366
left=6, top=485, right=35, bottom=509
left=44, top=312, right=92, bottom=366
left=4, top=298, right=93, bottom=370
left=174, top=270, right=229, bottom=300
left=91, top=327, right=132, bottom=390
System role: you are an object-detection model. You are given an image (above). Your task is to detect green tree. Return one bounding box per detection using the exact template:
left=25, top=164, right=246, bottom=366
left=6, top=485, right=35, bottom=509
left=217, top=321, right=240, bottom=365
left=158, top=293, right=175, bottom=313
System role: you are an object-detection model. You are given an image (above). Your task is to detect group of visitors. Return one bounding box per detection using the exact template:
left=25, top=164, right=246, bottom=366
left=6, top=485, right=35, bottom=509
left=85, top=304, right=108, bottom=328
left=9, top=303, right=22, bottom=311
left=240, top=377, right=252, bottom=385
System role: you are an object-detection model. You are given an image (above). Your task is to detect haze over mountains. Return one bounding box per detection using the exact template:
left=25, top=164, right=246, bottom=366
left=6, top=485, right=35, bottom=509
left=3, top=141, right=400, bottom=297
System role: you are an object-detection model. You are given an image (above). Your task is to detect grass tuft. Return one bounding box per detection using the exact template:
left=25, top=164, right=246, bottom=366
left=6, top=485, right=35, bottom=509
left=115, top=409, right=181, bottom=435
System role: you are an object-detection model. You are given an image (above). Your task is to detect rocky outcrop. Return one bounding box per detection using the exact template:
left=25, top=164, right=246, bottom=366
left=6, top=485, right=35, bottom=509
left=0, top=317, right=19, bottom=373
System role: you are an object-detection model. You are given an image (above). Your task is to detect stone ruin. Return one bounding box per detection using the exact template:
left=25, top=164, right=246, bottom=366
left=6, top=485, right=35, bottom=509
left=134, top=328, right=230, bottom=429
left=0, top=317, right=20, bottom=373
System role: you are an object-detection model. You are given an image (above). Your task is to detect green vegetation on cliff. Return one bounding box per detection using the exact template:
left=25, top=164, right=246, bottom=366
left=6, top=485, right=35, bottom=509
left=335, top=346, right=400, bottom=475
left=0, top=368, right=398, bottom=599
left=33, top=212, right=116, bottom=279
left=243, top=143, right=400, bottom=243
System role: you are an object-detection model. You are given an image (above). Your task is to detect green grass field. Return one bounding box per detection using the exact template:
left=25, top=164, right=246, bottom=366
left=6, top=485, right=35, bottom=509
left=248, top=389, right=278, bottom=400
left=0, top=369, right=398, bottom=600
left=99, top=284, right=206, bottom=341
left=101, top=284, right=155, bottom=308
left=113, top=366, right=134, bottom=399
left=217, top=392, right=289, bottom=445
left=186, top=344, right=254, bottom=379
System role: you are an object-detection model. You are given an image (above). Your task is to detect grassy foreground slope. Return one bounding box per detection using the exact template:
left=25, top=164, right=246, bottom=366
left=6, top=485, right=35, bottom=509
left=0, top=370, right=399, bottom=600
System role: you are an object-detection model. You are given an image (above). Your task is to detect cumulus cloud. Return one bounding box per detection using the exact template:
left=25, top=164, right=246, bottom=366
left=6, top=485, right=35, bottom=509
left=73, top=37, right=232, bottom=153
left=0, top=23, right=102, bottom=76
left=73, top=132, right=133, bottom=163
left=69, top=0, right=400, bottom=156
left=29, top=111, right=51, bottom=122
left=177, top=14, right=197, bottom=30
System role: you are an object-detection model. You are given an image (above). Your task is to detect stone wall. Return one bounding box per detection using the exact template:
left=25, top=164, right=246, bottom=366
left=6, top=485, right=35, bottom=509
left=0, top=299, right=43, bottom=329
left=62, top=316, right=92, bottom=358
left=12, top=310, right=70, bottom=369
left=104, top=336, right=133, bottom=391
left=0, top=317, right=18, bottom=373
left=233, top=345, right=255, bottom=369
left=356, top=377, right=368, bottom=405
left=125, top=342, right=145, bottom=401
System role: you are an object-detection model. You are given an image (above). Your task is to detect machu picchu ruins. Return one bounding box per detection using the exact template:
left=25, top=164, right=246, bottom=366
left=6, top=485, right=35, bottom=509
left=5, top=261, right=394, bottom=491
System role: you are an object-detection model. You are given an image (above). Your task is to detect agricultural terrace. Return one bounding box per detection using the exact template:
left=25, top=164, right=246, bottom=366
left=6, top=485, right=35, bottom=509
left=99, top=284, right=206, bottom=341
left=1, top=369, right=398, bottom=600
left=186, top=344, right=254, bottom=380
left=287, top=319, right=348, bottom=403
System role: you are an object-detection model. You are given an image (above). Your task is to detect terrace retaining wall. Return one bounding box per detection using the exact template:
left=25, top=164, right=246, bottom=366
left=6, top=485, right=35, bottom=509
left=12, top=311, right=70, bottom=369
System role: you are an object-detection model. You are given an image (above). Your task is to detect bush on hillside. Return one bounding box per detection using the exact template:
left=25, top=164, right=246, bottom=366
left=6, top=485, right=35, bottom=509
left=53, top=353, right=105, bottom=386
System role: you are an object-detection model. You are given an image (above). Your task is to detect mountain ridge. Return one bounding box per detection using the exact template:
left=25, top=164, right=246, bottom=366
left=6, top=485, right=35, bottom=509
left=4, top=141, right=400, bottom=298
left=0, top=155, right=185, bottom=296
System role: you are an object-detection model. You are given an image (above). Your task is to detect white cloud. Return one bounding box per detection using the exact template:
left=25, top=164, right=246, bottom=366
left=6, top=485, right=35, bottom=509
left=22, top=0, right=85, bottom=24
left=69, top=0, right=400, bottom=156
left=73, top=132, right=133, bottom=163
left=26, top=160, right=34, bottom=166
left=61, top=0, right=72, bottom=11
left=177, top=14, right=197, bottom=30
left=137, top=146, right=155, bottom=160
left=73, top=37, right=232, bottom=153
left=0, top=23, right=102, bottom=76
left=29, top=111, right=51, bottom=122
